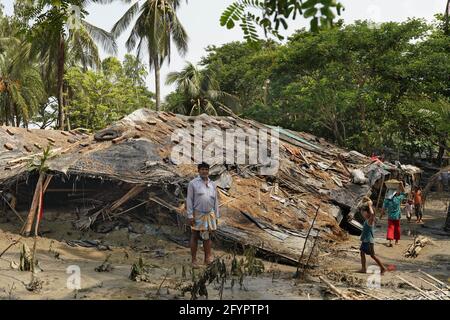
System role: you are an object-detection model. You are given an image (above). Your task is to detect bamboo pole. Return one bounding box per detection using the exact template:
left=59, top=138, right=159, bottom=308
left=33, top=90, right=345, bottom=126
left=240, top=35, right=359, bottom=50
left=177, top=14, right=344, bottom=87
left=419, top=277, right=449, bottom=299
left=21, top=173, right=45, bottom=236
left=31, top=186, right=43, bottom=274
left=395, top=275, right=435, bottom=300
left=418, top=270, right=450, bottom=290
left=296, top=204, right=320, bottom=276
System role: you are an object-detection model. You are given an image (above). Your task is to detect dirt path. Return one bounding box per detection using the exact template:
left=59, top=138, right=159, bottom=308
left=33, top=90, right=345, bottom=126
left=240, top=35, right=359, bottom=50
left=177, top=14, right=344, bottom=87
left=0, top=193, right=448, bottom=300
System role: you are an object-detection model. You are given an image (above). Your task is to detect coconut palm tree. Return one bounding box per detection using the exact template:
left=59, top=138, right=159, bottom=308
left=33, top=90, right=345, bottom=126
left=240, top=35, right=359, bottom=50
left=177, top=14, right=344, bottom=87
left=111, top=0, right=188, bottom=111
left=27, top=0, right=118, bottom=129
left=0, top=14, right=45, bottom=127
left=165, top=62, right=240, bottom=116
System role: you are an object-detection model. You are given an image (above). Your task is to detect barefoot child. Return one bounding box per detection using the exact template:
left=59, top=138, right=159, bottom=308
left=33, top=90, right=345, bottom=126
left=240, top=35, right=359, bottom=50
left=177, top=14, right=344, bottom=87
left=405, top=199, right=414, bottom=223
left=359, top=198, right=386, bottom=274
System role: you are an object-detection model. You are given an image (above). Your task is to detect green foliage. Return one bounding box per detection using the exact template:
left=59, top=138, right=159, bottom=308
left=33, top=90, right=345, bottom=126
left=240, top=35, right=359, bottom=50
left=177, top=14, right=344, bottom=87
left=200, top=18, right=450, bottom=162
left=111, top=0, right=188, bottom=110
left=221, top=0, right=344, bottom=41
left=164, top=61, right=240, bottom=116
left=182, top=249, right=265, bottom=300
left=64, top=56, right=154, bottom=130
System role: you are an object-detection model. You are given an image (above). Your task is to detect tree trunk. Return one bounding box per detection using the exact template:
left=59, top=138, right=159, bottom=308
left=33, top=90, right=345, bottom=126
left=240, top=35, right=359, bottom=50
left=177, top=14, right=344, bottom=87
left=57, top=34, right=65, bottom=130
left=436, top=135, right=448, bottom=166
left=445, top=0, right=450, bottom=35
left=154, top=57, right=161, bottom=111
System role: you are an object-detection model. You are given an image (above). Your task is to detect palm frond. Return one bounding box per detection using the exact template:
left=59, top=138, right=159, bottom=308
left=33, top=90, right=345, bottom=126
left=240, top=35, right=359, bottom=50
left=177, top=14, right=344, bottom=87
left=83, top=20, right=118, bottom=55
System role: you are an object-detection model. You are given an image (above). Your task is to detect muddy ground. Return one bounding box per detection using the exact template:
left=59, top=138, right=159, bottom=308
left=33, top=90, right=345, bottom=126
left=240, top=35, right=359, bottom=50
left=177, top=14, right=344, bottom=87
left=0, top=192, right=449, bottom=300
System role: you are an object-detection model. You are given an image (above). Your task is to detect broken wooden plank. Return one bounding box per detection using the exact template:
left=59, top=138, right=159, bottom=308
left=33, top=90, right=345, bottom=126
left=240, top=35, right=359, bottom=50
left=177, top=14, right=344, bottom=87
left=34, top=143, right=42, bottom=150
left=23, top=145, right=32, bottom=153
left=4, top=143, right=14, bottom=151
left=6, top=128, right=14, bottom=136
left=47, top=137, right=56, bottom=143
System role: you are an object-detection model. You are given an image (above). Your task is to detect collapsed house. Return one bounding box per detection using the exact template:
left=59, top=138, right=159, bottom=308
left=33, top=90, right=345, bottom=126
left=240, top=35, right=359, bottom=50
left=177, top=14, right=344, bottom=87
left=0, top=109, right=421, bottom=264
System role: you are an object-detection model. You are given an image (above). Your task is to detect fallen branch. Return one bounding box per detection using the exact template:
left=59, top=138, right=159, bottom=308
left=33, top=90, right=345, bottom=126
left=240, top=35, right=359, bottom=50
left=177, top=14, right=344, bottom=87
left=0, top=237, right=22, bottom=258
left=319, top=276, right=353, bottom=300
left=0, top=193, right=24, bottom=223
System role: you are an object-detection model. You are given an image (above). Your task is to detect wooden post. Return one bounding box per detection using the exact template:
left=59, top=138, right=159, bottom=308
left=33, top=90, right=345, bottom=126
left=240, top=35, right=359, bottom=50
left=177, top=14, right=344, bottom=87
left=21, top=173, right=45, bottom=236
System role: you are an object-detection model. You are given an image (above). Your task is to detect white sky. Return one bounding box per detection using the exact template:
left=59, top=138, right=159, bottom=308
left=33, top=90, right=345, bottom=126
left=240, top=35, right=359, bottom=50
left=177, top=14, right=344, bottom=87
left=1, top=0, right=446, bottom=99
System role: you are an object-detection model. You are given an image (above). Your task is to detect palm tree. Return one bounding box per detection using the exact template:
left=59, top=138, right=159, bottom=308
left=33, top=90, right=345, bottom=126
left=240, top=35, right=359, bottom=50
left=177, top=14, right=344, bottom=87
left=0, top=14, right=45, bottom=127
left=111, top=0, right=188, bottom=111
left=27, top=0, right=117, bottom=129
left=165, top=62, right=240, bottom=116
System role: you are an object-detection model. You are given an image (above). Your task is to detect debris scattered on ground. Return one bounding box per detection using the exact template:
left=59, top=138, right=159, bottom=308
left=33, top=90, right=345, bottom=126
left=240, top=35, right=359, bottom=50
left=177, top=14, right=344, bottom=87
left=95, top=254, right=114, bottom=272
left=129, top=257, right=158, bottom=282
left=19, top=243, right=33, bottom=271
left=25, top=277, right=43, bottom=293
left=404, top=235, right=431, bottom=258
left=65, top=239, right=111, bottom=251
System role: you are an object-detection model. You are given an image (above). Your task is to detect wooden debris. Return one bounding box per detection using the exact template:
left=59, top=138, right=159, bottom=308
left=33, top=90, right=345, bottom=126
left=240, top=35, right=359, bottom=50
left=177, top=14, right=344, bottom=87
left=157, top=114, right=168, bottom=122
left=19, top=243, right=33, bottom=271
left=419, top=270, right=450, bottom=290
left=348, top=288, right=382, bottom=300
left=6, top=128, right=14, bottom=136
left=61, top=131, right=70, bottom=136
left=395, top=275, right=436, bottom=300
left=135, top=125, right=143, bottom=131
left=146, top=120, right=157, bottom=125
left=112, top=135, right=127, bottom=144
left=23, top=145, right=32, bottom=153
left=34, top=143, right=42, bottom=150
left=319, top=276, right=353, bottom=300
left=405, top=236, right=430, bottom=258
left=47, top=137, right=56, bottom=143
left=4, top=143, right=14, bottom=151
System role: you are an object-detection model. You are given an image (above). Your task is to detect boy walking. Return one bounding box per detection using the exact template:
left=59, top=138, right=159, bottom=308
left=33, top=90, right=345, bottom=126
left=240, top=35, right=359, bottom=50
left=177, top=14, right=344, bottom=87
left=359, top=197, right=386, bottom=275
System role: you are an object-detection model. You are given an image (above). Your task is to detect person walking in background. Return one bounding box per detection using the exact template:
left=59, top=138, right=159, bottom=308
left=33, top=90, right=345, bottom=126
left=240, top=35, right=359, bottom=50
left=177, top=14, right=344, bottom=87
left=412, top=186, right=423, bottom=223
left=382, top=182, right=407, bottom=247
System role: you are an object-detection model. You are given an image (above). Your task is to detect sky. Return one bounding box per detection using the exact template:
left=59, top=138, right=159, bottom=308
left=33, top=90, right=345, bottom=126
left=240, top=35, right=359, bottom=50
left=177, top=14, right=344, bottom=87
left=1, top=0, right=446, bottom=99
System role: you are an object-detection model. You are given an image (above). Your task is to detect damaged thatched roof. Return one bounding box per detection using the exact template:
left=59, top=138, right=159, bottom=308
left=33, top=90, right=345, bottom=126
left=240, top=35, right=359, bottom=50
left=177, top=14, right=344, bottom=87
left=0, top=109, right=421, bottom=264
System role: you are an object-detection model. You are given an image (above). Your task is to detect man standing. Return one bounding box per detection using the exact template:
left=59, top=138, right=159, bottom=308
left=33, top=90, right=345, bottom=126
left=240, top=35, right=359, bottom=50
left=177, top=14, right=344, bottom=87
left=382, top=182, right=407, bottom=247
left=186, top=162, right=220, bottom=267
